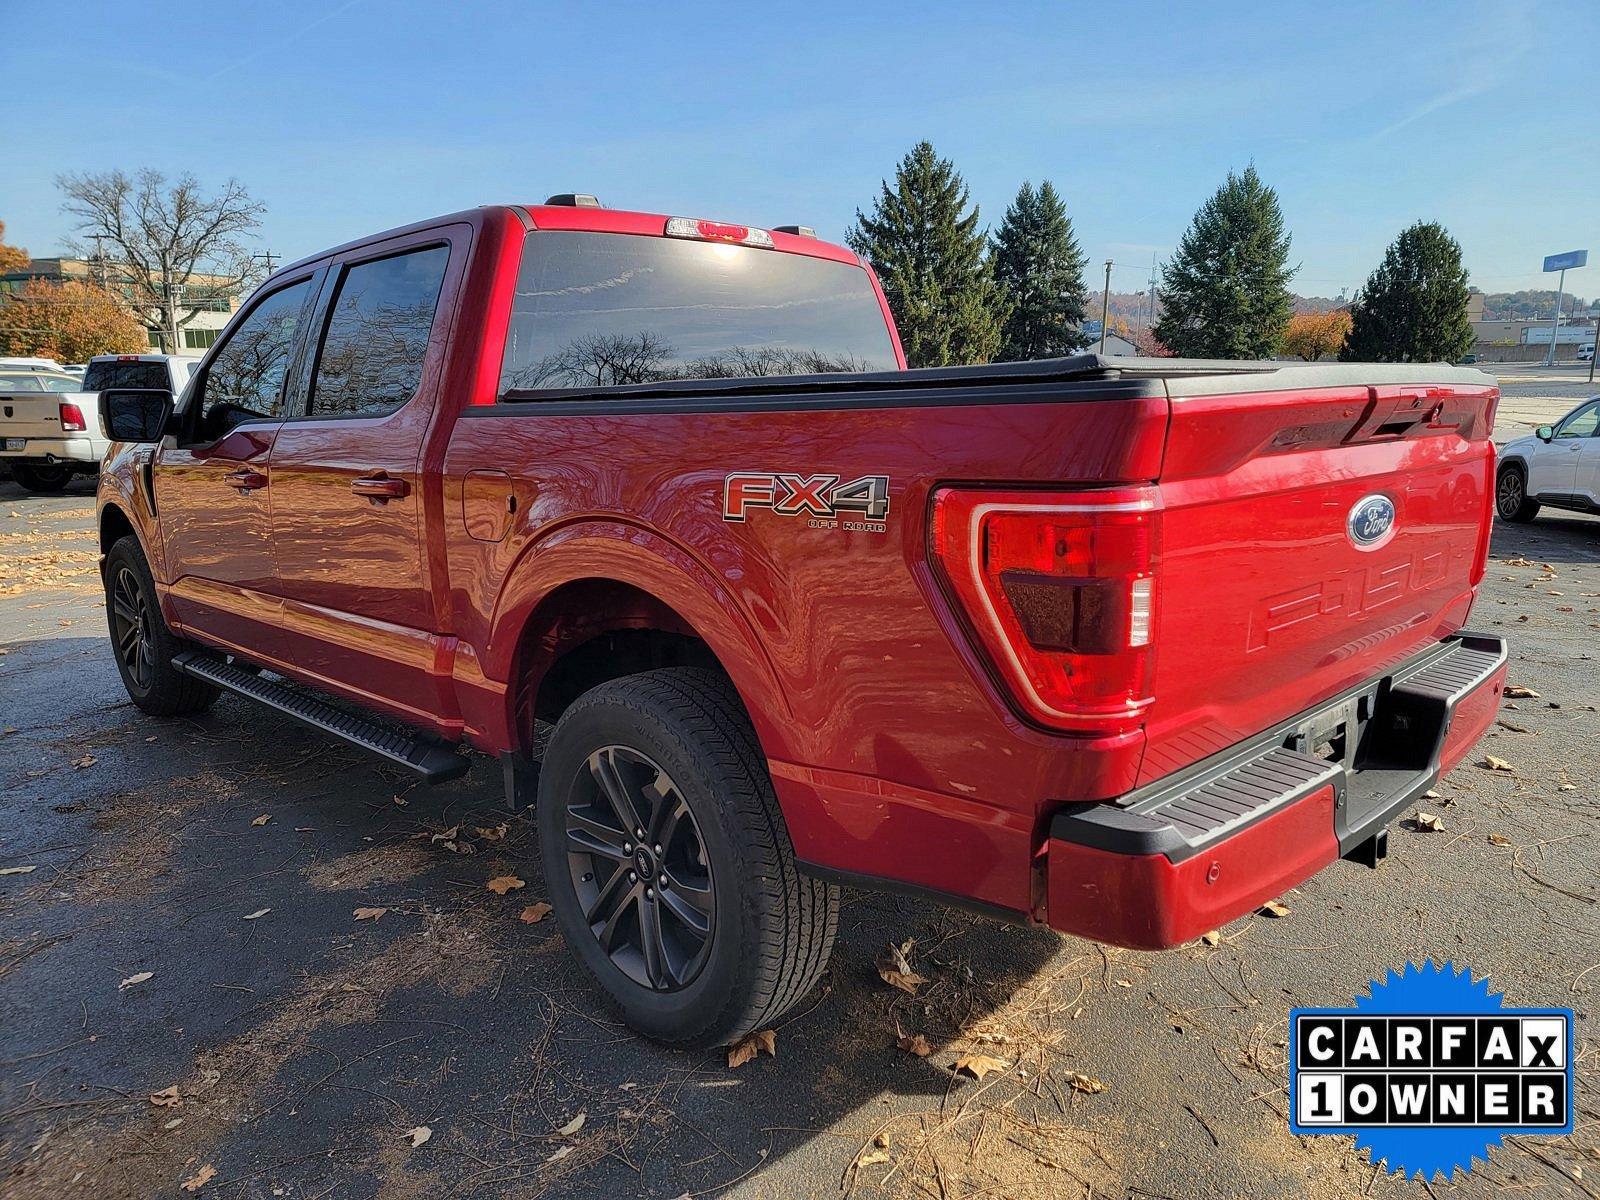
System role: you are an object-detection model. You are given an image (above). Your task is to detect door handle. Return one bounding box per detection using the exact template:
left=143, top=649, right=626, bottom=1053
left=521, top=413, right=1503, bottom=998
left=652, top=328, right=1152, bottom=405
left=223, top=468, right=268, bottom=491
left=351, top=473, right=409, bottom=501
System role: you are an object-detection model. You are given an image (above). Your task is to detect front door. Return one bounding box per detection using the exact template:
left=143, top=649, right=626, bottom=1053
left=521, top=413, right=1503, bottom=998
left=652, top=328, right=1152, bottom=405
left=1527, top=400, right=1597, bottom=500
left=153, top=273, right=319, bottom=664
left=267, top=232, right=460, bottom=721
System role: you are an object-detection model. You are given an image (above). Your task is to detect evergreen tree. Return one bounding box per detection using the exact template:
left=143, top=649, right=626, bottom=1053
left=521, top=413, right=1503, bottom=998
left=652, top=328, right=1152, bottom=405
left=991, top=180, right=1090, bottom=360
left=1340, top=222, right=1473, bottom=363
left=1154, top=166, right=1295, bottom=359
left=847, top=142, right=1003, bottom=367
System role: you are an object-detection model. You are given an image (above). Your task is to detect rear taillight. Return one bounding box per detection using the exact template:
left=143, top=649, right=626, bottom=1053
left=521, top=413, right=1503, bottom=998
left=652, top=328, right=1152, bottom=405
left=59, top=402, right=87, bottom=431
left=932, top=488, right=1159, bottom=735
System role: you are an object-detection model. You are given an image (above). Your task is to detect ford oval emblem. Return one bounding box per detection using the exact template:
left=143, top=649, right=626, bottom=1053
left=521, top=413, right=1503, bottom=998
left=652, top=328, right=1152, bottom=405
left=1347, top=493, right=1396, bottom=550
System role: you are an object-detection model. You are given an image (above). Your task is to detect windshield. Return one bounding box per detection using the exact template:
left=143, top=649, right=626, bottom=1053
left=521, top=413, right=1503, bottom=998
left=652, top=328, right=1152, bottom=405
left=83, top=361, right=170, bottom=391
left=499, top=231, right=897, bottom=393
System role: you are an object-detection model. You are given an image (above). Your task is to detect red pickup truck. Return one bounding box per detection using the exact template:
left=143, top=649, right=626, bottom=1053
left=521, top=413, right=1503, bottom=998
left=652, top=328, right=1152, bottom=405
left=95, top=199, right=1507, bottom=1047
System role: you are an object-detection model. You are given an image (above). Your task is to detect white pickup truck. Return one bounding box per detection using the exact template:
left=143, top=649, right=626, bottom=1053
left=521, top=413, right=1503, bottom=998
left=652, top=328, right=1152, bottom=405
left=1, top=354, right=200, bottom=492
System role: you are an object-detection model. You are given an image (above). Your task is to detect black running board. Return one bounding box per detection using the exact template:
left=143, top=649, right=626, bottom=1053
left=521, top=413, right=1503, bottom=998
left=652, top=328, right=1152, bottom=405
left=172, top=651, right=469, bottom=783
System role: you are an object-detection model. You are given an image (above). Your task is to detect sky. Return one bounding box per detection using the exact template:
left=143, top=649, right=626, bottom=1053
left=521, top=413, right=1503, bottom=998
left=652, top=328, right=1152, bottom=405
left=2, top=0, right=1595, bottom=303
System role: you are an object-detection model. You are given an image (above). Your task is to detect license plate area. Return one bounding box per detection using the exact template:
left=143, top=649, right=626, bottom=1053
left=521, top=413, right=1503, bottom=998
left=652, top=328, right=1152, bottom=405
left=3, top=438, right=24, bottom=451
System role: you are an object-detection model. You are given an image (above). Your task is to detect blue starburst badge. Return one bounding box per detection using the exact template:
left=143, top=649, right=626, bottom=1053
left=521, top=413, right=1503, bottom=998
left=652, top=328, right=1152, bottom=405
left=1289, top=961, right=1574, bottom=1181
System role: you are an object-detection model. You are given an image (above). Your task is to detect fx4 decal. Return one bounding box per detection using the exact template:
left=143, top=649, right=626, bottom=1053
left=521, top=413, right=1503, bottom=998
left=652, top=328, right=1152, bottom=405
left=723, top=473, right=891, bottom=531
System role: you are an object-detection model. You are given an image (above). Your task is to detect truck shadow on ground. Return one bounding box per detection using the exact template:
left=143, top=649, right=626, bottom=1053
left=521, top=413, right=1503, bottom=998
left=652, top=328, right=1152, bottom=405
left=0, top=634, right=1068, bottom=1199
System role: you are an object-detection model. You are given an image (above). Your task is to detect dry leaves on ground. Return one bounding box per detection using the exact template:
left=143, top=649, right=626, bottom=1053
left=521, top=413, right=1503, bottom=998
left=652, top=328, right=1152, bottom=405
left=519, top=902, right=552, bottom=924
left=406, top=1126, right=431, bottom=1148
left=727, top=1028, right=777, bottom=1068
left=1070, top=1072, right=1108, bottom=1094
left=119, top=971, right=153, bottom=989
left=0, top=865, right=36, bottom=876
left=1259, top=899, right=1292, bottom=918
left=180, top=1164, right=216, bottom=1191
left=555, top=1112, right=586, bottom=1136
left=250, top=814, right=270, bottom=826
left=1413, top=812, right=1445, bottom=832
left=953, top=1052, right=1009, bottom=1080
left=242, top=908, right=271, bottom=921
left=486, top=875, right=525, bottom=895
left=1481, top=756, right=1516, bottom=773
left=1488, top=833, right=1512, bottom=847
left=353, top=907, right=387, bottom=921
left=897, top=1032, right=933, bottom=1057
left=149, top=1086, right=181, bottom=1108
left=1503, top=685, right=1540, bottom=699
left=72, top=754, right=96, bottom=769
left=1200, top=930, right=1222, bottom=946
left=876, top=938, right=929, bottom=994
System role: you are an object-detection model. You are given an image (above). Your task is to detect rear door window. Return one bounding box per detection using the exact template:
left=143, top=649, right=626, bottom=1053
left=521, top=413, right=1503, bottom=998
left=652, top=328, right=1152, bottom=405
left=306, top=246, right=449, bottom=418
left=498, top=231, right=898, bottom=393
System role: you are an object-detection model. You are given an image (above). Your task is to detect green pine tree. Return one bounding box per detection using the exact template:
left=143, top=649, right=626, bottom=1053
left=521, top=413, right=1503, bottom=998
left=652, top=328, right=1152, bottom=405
left=847, top=142, right=1003, bottom=367
left=991, top=180, right=1091, bottom=360
left=1154, top=166, right=1296, bottom=359
left=1340, top=222, right=1474, bottom=363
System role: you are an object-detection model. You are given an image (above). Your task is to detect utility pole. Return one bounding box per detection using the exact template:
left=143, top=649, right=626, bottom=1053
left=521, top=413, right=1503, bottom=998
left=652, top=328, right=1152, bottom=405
left=1099, top=259, right=1113, bottom=355
left=252, top=250, right=280, bottom=275
left=1544, top=267, right=1567, bottom=367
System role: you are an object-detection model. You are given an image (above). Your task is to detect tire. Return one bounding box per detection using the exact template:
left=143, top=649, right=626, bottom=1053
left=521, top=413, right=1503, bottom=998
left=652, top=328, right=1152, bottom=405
left=1495, top=463, right=1540, bottom=523
left=104, top=535, right=219, bottom=717
left=537, top=667, right=838, bottom=1047
left=13, top=463, right=73, bottom=493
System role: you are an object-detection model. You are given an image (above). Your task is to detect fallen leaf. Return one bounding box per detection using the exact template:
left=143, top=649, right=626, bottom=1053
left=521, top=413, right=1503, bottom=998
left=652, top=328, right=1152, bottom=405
left=163, top=1117, right=182, bottom=1130
left=242, top=908, right=271, bottom=921
left=897, top=1033, right=933, bottom=1057
left=119, top=971, right=153, bottom=990
left=1496, top=719, right=1532, bottom=733
left=429, top=825, right=460, bottom=844
left=1481, top=756, right=1516, bottom=773
left=486, top=875, right=525, bottom=895
left=72, top=754, right=97, bottom=769
left=953, top=1052, right=1009, bottom=1080
left=555, top=1112, right=586, bottom=1136
left=1488, top=833, right=1512, bottom=847
left=1070, top=1072, right=1107, bottom=1094
left=546, top=1145, right=573, bottom=1165
left=406, top=1125, right=431, bottom=1147
left=856, top=1149, right=891, bottom=1168
left=1503, top=685, right=1539, bottom=699
left=727, top=1028, right=777, bottom=1068
left=519, top=902, right=552, bottom=924
left=353, top=907, right=387, bottom=921
left=476, top=823, right=509, bottom=841
left=250, top=814, right=270, bottom=827
left=0, top=865, right=37, bottom=876
left=1200, top=930, right=1222, bottom=947
left=1413, top=811, right=1444, bottom=832
left=1259, top=899, right=1292, bottom=918
left=180, top=1164, right=216, bottom=1191
left=876, top=939, right=929, bottom=994
left=149, top=1086, right=181, bottom=1108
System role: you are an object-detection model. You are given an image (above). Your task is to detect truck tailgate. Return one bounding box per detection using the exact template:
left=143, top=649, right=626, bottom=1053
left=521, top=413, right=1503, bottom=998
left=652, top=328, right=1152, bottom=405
left=1140, top=380, right=1497, bottom=785
left=0, top=391, right=69, bottom=443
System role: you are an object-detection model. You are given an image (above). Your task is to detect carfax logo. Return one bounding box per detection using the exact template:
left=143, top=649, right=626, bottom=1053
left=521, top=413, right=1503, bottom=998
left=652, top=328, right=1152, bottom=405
left=1290, top=961, right=1574, bottom=1181
left=722, top=472, right=890, bottom=532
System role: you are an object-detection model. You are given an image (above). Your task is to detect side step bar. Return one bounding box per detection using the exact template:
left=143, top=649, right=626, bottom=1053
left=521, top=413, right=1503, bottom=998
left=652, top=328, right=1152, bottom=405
left=172, top=651, right=470, bottom=784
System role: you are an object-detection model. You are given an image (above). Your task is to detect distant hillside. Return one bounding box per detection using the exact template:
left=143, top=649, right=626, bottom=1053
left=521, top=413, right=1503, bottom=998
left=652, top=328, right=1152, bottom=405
left=1481, top=289, right=1596, bottom=320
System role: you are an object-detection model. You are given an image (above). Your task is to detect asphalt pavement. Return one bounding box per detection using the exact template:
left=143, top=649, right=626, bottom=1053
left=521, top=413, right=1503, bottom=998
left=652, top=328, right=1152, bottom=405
left=1, top=381, right=1597, bottom=1199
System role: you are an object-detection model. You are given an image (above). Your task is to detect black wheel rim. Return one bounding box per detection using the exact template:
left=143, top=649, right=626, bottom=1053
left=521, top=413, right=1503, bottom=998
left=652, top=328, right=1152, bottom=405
left=563, top=745, right=714, bottom=991
left=1497, top=470, right=1522, bottom=515
left=109, top=565, right=153, bottom=691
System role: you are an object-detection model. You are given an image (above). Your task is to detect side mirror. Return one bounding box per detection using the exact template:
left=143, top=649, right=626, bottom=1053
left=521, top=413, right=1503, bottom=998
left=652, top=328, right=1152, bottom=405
left=1535, top=425, right=1554, bottom=442
left=100, top=388, right=174, bottom=443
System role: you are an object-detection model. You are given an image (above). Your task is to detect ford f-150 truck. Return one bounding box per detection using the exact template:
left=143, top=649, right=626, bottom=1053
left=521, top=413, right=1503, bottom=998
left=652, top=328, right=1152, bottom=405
left=95, top=199, right=1507, bottom=1047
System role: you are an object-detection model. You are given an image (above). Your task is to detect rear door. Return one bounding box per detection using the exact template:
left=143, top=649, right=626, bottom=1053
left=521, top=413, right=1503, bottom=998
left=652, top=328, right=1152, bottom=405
left=267, top=229, right=461, bottom=719
left=1140, top=378, right=1498, bottom=785
left=152, top=271, right=321, bottom=663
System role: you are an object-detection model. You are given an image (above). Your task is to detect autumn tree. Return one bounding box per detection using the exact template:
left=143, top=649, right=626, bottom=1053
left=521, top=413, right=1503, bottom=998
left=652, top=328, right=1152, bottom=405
left=56, top=170, right=265, bottom=353
left=0, top=280, right=146, bottom=360
left=1155, top=166, right=1296, bottom=359
left=990, top=180, right=1089, bottom=360
left=1341, top=222, right=1473, bottom=363
left=847, top=142, right=1003, bottom=367
left=0, top=220, right=29, bottom=274
left=1282, top=310, right=1352, bottom=361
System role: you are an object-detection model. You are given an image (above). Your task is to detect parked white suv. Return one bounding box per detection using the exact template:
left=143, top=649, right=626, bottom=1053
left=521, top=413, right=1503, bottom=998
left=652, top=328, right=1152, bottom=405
left=0, top=353, right=200, bottom=493
left=1496, top=396, right=1600, bottom=522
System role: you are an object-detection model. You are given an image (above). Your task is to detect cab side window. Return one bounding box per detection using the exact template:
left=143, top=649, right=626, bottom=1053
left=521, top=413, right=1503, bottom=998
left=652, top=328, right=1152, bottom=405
left=306, top=246, right=449, bottom=419
left=1556, top=403, right=1599, bottom=439
left=193, top=278, right=312, bottom=442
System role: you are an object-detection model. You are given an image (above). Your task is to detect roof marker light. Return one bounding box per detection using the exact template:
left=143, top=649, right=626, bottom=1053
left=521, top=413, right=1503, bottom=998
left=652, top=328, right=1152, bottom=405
left=664, top=217, right=775, bottom=249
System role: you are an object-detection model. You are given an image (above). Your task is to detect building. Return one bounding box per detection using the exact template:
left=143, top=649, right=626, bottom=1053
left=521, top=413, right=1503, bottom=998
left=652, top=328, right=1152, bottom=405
left=1469, top=315, right=1596, bottom=362
left=0, top=257, right=241, bottom=352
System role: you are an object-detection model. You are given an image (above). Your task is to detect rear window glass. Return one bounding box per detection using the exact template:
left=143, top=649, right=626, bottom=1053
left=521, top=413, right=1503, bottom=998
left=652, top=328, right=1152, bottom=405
left=83, top=361, right=169, bottom=391
left=499, top=231, right=897, bottom=393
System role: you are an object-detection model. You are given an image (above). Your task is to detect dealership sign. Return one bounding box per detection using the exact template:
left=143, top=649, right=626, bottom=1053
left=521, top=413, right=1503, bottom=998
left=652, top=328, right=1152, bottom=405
left=1543, top=250, right=1587, bottom=272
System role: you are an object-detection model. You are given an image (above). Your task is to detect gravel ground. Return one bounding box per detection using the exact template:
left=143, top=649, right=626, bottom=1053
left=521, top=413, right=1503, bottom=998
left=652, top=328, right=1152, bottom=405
left=1, top=416, right=1596, bottom=1199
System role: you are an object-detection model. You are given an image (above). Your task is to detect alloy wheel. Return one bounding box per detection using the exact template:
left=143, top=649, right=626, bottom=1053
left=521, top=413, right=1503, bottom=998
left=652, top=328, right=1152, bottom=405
left=563, top=745, right=715, bottom=991
left=109, top=565, right=153, bottom=690
left=1497, top=470, right=1523, bottom=517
